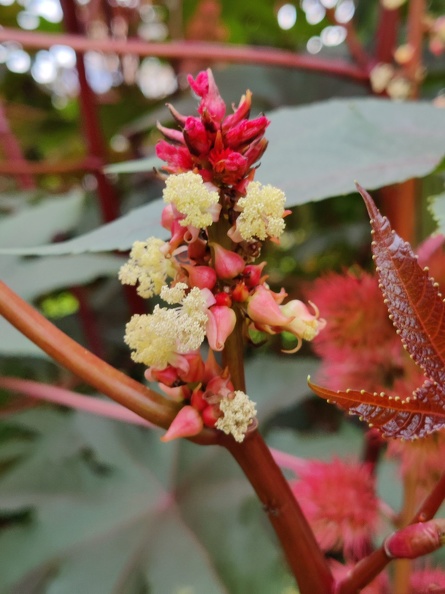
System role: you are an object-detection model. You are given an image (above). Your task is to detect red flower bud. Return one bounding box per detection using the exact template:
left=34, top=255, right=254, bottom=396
left=156, top=140, right=193, bottom=173
left=191, top=388, right=207, bottom=412
left=202, top=404, right=220, bottom=428
left=187, top=238, right=208, bottom=261
left=214, top=292, right=233, bottom=307
left=232, top=282, right=249, bottom=303
left=224, top=116, right=269, bottom=149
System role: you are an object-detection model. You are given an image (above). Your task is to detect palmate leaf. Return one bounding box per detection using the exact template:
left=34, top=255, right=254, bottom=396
left=309, top=185, right=445, bottom=439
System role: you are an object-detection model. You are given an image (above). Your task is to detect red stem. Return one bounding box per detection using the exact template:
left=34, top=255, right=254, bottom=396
left=375, top=6, right=400, bottom=64
left=224, top=432, right=334, bottom=594
left=0, top=102, right=35, bottom=189
left=60, top=0, right=120, bottom=223
left=0, top=27, right=369, bottom=82
left=337, top=471, right=445, bottom=594
left=0, top=157, right=101, bottom=175
left=0, top=280, right=216, bottom=444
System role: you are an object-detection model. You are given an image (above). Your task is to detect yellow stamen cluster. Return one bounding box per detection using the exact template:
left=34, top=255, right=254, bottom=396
left=118, top=237, right=175, bottom=299
left=163, top=171, right=220, bottom=229
left=124, top=285, right=209, bottom=369
left=236, top=182, right=286, bottom=241
left=216, top=391, right=257, bottom=442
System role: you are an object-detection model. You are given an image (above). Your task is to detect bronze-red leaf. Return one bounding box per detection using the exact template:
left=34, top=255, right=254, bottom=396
left=308, top=378, right=445, bottom=439
left=356, top=183, right=445, bottom=385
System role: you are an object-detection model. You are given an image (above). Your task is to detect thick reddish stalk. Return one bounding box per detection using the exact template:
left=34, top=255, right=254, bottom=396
left=224, top=432, right=334, bottom=594
left=404, top=0, right=426, bottom=97
left=60, top=0, right=120, bottom=223
left=375, top=6, right=400, bottom=63
left=0, top=280, right=216, bottom=444
left=0, top=28, right=369, bottom=82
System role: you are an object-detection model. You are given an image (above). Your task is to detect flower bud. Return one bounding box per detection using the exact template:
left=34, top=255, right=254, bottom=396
left=202, top=404, right=220, bottom=428
left=247, top=286, right=292, bottom=328
left=280, top=300, right=326, bottom=342
left=211, top=243, right=246, bottom=279
left=206, top=305, right=236, bottom=351
left=232, top=282, right=250, bottom=303
left=214, top=292, right=233, bottom=307
left=243, top=262, right=267, bottom=288
left=184, top=265, right=217, bottom=290
left=183, top=116, right=211, bottom=155
left=161, top=406, right=203, bottom=442
left=384, top=520, right=445, bottom=559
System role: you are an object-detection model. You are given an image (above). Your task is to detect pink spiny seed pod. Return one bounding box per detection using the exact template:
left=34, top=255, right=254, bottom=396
left=184, top=265, right=217, bottom=290
left=211, top=243, right=246, bottom=279
left=384, top=520, right=445, bottom=559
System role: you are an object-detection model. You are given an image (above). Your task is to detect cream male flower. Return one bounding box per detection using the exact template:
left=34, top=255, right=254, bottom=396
left=232, top=181, right=286, bottom=242
left=163, top=171, right=221, bottom=229
left=216, top=390, right=257, bottom=442
left=124, top=284, right=209, bottom=370
left=118, top=237, right=175, bottom=298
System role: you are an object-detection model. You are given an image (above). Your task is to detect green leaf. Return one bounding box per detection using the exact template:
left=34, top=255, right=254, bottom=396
left=0, top=191, right=84, bottom=249
left=0, top=199, right=166, bottom=256
left=428, top=191, right=445, bottom=234
left=0, top=410, right=292, bottom=594
left=107, top=98, right=445, bottom=204
left=4, top=98, right=445, bottom=256
left=245, top=355, right=319, bottom=423
left=0, top=254, right=123, bottom=301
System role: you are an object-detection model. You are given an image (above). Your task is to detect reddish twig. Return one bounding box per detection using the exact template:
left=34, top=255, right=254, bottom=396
left=404, top=0, right=426, bottom=97
left=0, top=280, right=216, bottom=444
left=0, top=157, right=102, bottom=175
left=0, top=27, right=369, bottom=82
left=0, top=376, right=154, bottom=427
left=337, top=470, right=445, bottom=594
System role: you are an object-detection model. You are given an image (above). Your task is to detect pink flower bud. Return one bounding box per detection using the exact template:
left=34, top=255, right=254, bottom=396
left=145, top=365, right=178, bottom=386
left=156, top=140, right=193, bottom=172
left=384, top=520, right=445, bottom=559
left=183, top=117, right=212, bottom=155
left=211, top=243, right=246, bottom=279
left=203, top=349, right=223, bottom=383
left=184, top=265, right=217, bottom=290
left=280, top=300, right=326, bottom=342
left=161, top=406, right=203, bottom=442
left=247, top=286, right=292, bottom=328
left=177, top=352, right=205, bottom=383
left=206, top=305, right=236, bottom=351
left=157, top=122, right=185, bottom=144
left=224, top=116, right=270, bottom=149
left=188, top=69, right=226, bottom=125
left=157, top=383, right=190, bottom=402
left=244, top=137, right=269, bottom=167
left=222, top=90, right=252, bottom=132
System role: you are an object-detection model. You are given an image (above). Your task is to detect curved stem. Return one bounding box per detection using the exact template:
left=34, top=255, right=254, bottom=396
left=0, top=28, right=369, bottom=83
left=224, top=432, right=334, bottom=594
left=337, top=471, right=445, bottom=594
left=0, top=280, right=216, bottom=445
